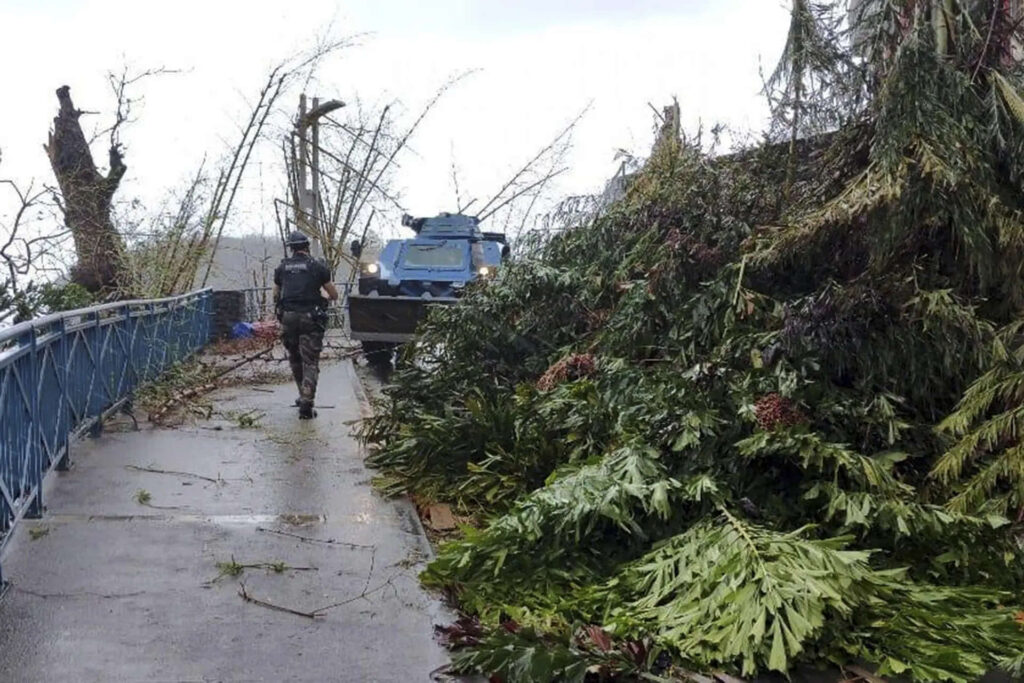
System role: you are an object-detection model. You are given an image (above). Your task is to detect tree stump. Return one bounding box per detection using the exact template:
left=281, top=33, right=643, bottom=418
left=45, top=85, right=127, bottom=293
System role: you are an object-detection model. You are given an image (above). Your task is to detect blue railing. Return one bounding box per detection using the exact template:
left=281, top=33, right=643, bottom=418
left=0, top=289, right=213, bottom=584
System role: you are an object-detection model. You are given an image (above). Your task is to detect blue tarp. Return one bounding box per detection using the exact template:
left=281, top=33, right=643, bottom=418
left=231, top=322, right=254, bottom=339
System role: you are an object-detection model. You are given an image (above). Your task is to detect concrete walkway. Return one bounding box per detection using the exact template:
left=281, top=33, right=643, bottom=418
left=0, top=360, right=450, bottom=682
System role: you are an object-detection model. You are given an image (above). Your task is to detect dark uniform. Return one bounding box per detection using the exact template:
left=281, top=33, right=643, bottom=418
left=274, top=252, right=331, bottom=414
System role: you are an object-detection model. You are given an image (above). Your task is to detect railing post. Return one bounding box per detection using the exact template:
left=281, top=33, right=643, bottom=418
left=27, top=326, right=44, bottom=519
left=205, top=290, right=214, bottom=343
left=87, top=310, right=103, bottom=439
left=56, top=317, right=71, bottom=471
left=121, top=303, right=132, bottom=397
left=144, top=303, right=156, bottom=381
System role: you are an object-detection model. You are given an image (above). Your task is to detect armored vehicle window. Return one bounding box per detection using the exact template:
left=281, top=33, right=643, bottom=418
left=402, top=243, right=465, bottom=268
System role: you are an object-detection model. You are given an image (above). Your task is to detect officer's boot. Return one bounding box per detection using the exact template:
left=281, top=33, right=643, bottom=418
left=298, top=400, right=316, bottom=420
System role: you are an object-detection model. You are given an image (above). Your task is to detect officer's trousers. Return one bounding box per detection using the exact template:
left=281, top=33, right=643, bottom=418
left=280, top=311, right=325, bottom=406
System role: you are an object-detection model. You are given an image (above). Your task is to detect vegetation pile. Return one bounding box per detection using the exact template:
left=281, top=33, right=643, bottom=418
left=362, top=2, right=1024, bottom=680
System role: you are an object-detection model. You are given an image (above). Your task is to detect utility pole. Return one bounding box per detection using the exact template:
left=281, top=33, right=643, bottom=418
left=292, top=94, right=345, bottom=262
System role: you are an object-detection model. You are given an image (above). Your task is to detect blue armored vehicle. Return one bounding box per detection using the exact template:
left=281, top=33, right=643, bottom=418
left=348, top=212, right=508, bottom=365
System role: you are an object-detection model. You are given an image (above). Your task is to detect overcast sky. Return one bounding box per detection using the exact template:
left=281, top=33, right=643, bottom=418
left=0, top=0, right=790, bottom=239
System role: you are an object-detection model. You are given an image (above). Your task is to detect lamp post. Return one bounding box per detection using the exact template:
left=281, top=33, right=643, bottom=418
left=294, top=94, right=345, bottom=260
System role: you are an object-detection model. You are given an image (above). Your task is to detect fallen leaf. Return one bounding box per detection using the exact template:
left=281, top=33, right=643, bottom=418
left=425, top=503, right=458, bottom=531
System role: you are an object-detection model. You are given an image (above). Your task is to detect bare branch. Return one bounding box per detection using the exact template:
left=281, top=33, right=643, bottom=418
left=476, top=103, right=590, bottom=218
left=197, top=36, right=352, bottom=287
left=479, top=167, right=568, bottom=222
left=450, top=142, right=464, bottom=211
left=285, top=73, right=471, bottom=275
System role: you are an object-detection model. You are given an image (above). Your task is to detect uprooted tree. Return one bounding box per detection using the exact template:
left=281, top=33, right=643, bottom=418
left=360, top=1, right=1024, bottom=681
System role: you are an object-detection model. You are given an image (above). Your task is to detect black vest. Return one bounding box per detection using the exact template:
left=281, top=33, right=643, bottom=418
left=276, top=254, right=328, bottom=312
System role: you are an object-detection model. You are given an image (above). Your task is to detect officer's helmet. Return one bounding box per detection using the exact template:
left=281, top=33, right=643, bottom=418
left=286, top=231, right=310, bottom=251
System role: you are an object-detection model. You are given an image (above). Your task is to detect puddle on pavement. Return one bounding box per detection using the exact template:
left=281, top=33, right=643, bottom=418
left=208, top=513, right=328, bottom=526
left=44, top=513, right=329, bottom=525
left=275, top=513, right=325, bottom=526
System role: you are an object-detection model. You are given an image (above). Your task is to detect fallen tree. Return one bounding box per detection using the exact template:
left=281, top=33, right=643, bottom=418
left=361, top=2, right=1024, bottom=681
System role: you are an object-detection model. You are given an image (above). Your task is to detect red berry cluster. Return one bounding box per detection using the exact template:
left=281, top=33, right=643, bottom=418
left=754, top=393, right=805, bottom=430
left=537, top=353, right=597, bottom=391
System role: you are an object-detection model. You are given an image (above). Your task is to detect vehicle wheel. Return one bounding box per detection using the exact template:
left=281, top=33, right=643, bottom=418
left=361, top=341, right=393, bottom=369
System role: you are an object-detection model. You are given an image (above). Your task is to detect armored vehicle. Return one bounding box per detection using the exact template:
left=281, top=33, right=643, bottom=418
left=348, top=212, right=508, bottom=365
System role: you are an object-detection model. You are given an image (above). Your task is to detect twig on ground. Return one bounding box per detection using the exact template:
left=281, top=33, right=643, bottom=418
left=362, top=546, right=377, bottom=595
left=148, top=344, right=274, bottom=423
left=212, top=557, right=318, bottom=584
left=255, top=526, right=374, bottom=550
left=126, top=465, right=223, bottom=485
left=237, top=582, right=322, bottom=619
left=16, top=587, right=146, bottom=600
left=133, top=488, right=185, bottom=510
left=310, top=574, right=399, bottom=615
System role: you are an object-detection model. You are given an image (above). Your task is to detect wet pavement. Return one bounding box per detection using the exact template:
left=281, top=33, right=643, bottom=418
left=0, top=360, right=451, bottom=682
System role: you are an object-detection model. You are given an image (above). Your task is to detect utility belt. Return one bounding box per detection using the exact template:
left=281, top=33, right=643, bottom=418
left=277, top=300, right=329, bottom=326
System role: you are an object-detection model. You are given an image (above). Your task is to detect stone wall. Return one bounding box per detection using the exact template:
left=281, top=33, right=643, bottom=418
left=211, top=290, right=245, bottom=341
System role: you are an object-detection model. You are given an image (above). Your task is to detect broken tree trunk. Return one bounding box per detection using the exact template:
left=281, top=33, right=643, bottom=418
left=45, top=85, right=126, bottom=293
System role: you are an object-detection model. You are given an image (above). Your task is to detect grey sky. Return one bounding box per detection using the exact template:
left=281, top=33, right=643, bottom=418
left=0, top=0, right=789, bottom=239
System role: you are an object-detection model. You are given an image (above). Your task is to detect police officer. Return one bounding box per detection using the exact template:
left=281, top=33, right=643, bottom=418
left=272, top=231, right=339, bottom=419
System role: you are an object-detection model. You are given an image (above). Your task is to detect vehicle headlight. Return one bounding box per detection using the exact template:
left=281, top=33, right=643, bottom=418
left=478, top=266, right=493, bottom=277
left=362, top=263, right=379, bottom=275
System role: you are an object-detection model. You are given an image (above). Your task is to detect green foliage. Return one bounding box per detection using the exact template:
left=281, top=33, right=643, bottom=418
left=361, top=3, right=1024, bottom=680
left=449, top=627, right=592, bottom=683
left=35, top=282, right=94, bottom=312
left=602, top=515, right=1021, bottom=681
left=0, top=281, right=94, bottom=324
left=934, top=322, right=1024, bottom=514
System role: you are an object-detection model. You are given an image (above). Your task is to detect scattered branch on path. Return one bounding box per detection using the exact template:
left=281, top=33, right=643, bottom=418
left=309, top=573, right=400, bottom=615
left=125, top=465, right=224, bottom=485
left=133, top=488, right=184, bottom=511
left=255, top=526, right=375, bottom=550
left=361, top=546, right=377, bottom=595
left=16, top=587, right=147, bottom=600
left=214, top=556, right=318, bottom=583
left=145, top=344, right=275, bottom=424
left=237, top=582, right=322, bottom=619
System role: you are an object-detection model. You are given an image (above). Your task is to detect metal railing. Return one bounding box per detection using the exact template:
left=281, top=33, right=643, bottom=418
left=241, top=283, right=352, bottom=330
left=0, top=289, right=213, bottom=584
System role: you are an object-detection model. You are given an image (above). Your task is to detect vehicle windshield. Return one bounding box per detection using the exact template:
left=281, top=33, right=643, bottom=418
left=401, top=243, right=465, bottom=269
